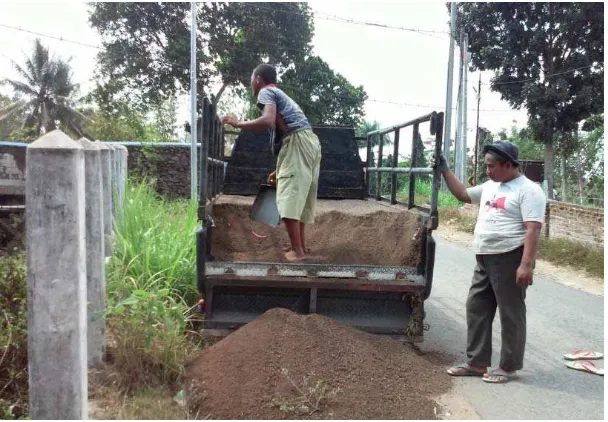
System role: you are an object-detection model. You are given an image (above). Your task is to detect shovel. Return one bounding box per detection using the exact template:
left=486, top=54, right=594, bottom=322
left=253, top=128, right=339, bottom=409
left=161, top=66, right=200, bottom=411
left=250, top=184, right=281, bottom=226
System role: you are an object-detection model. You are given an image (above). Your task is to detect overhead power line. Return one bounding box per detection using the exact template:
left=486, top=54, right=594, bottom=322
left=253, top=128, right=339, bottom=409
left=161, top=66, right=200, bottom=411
left=482, top=65, right=598, bottom=86
left=0, top=21, right=538, bottom=113
left=241, top=3, right=449, bottom=38
left=0, top=23, right=103, bottom=50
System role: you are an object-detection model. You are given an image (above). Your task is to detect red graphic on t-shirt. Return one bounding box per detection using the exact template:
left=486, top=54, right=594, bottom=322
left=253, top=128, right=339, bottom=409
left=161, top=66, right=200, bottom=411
left=485, top=196, right=507, bottom=210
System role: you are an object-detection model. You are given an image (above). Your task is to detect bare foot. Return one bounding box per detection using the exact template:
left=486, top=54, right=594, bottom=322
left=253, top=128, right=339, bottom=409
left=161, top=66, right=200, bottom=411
left=283, top=246, right=312, bottom=254
left=284, top=250, right=306, bottom=262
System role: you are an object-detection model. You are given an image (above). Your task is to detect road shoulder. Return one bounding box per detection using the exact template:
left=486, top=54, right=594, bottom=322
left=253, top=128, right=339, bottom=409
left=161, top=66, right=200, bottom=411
left=435, top=225, right=604, bottom=297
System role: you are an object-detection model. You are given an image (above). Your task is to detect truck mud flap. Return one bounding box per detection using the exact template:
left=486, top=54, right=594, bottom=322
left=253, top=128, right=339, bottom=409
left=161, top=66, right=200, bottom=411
left=423, top=234, right=436, bottom=301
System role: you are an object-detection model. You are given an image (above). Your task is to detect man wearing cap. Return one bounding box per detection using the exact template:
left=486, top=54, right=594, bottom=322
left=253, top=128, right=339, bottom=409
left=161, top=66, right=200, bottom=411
left=434, top=141, right=546, bottom=383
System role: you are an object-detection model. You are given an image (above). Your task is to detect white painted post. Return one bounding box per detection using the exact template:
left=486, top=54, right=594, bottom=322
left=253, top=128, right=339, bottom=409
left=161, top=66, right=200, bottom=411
left=96, top=142, right=113, bottom=257
left=26, top=130, right=87, bottom=419
left=76, top=138, right=106, bottom=369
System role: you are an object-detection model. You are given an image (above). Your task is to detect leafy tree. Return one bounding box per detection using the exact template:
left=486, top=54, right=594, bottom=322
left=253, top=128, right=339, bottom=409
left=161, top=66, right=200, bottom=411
left=0, top=94, right=26, bottom=139
left=456, top=2, right=604, bottom=198
left=90, top=3, right=367, bottom=128
left=237, top=57, right=368, bottom=128
left=81, top=108, right=163, bottom=142
left=152, top=96, right=179, bottom=140
left=80, top=83, right=175, bottom=142
left=279, top=56, right=367, bottom=126
left=0, top=39, right=86, bottom=137
left=505, top=127, right=544, bottom=161
left=561, top=115, right=604, bottom=205
left=88, top=2, right=313, bottom=107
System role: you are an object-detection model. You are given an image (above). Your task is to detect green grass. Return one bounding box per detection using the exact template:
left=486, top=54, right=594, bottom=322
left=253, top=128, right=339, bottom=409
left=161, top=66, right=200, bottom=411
left=438, top=207, right=477, bottom=233
left=410, top=180, right=462, bottom=208
left=538, top=237, right=604, bottom=279
left=110, top=181, right=199, bottom=304
left=438, top=206, right=604, bottom=279
left=105, top=181, right=203, bottom=391
left=386, top=179, right=462, bottom=208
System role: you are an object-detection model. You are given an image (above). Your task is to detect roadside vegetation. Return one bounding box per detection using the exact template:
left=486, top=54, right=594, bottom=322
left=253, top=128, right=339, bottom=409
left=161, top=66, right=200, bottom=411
left=438, top=207, right=604, bottom=279
left=0, top=182, right=204, bottom=419
left=95, top=181, right=203, bottom=416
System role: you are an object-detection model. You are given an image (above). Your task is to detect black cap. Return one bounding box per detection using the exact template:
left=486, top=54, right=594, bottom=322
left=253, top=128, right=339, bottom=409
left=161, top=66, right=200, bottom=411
left=483, top=141, right=520, bottom=166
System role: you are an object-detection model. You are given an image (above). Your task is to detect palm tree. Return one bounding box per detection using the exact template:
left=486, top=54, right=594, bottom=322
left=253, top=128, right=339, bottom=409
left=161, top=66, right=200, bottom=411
left=0, top=38, right=86, bottom=138
left=355, top=119, right=391, bottom=149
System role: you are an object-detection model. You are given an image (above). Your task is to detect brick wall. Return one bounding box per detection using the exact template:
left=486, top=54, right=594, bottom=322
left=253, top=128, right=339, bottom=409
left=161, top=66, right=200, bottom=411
left=456, top=201, right=604, bottom=248
left=546, top=200, right=603, bottom=247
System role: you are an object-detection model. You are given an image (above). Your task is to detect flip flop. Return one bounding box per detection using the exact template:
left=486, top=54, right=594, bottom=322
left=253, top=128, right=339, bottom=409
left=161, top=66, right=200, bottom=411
left=446, top=363, right=485, bottom=377
left=482, top=368, right=518, bottom=384
left=566, top=360, right=604, bottom=376
left=563, top=350, right=604, bottom=361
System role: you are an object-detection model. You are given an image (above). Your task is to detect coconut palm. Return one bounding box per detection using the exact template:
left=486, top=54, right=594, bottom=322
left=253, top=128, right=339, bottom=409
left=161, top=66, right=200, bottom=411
left=356, top=119, right=391, bottom=148
left=0, top=38, right=86, bottom=137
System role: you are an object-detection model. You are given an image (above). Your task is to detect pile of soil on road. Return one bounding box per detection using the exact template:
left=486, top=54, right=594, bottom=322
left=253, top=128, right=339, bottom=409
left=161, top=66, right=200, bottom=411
left=185, top=308, right=451, bottom=420
left=210, top=202, right=425, bottom=266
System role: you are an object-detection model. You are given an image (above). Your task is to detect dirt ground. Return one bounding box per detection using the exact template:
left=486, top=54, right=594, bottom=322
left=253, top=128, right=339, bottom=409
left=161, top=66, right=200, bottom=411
left=185, top=308, right=452, bottom=420
left=211, top=197, right=425, bottom=266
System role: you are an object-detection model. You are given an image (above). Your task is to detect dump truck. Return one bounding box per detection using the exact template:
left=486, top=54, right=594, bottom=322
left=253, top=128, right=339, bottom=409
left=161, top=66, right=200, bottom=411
left=196, top=97, right=444, bottom=341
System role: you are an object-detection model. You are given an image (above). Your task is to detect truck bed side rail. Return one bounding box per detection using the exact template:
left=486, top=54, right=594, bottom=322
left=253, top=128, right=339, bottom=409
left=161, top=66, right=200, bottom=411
left=364, top=112, right=444, bottom=230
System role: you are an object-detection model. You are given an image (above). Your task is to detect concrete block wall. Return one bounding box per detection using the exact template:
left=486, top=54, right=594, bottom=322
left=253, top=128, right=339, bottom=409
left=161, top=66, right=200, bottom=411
left=0, top=141, right=200, bottom=200
left=119, top=142, right=202, bottom=199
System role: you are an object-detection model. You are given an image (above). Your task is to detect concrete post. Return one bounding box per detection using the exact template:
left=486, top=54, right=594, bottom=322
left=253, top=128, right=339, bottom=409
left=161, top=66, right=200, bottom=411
left=26, top=130, right=87, bottom=420
left=120, top=145, right=128, bottom=200
left=96, top=141, right=113, bottom=257
left=76, top=138, right=106, bottom=369
left=107, top=144, right=118, bottom=222
left=113, top=144, right=128, bottom=207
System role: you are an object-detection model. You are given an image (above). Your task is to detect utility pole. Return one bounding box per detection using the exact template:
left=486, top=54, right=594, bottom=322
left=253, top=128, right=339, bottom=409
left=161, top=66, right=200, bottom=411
left=454, top=31, right=464, bottom=183
left=442, top=2, right=457, bottom=191
left=474, top=72, right=481, bottom=185
left=461, top=33, right=469, bottom=185
left=190, top=1, right=198, bottom=201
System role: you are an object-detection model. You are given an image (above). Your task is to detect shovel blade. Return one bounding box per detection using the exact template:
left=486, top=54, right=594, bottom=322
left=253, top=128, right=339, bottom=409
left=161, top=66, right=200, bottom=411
left=250, top=184, right=281, bottom=226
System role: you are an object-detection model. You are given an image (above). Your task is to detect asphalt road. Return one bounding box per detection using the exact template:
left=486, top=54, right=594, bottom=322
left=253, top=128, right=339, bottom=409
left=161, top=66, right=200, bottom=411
left=423, top=235, right=604, bottom=420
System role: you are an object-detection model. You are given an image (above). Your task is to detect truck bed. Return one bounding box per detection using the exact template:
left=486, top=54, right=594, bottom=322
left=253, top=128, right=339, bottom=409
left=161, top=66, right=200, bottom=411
left=200, top=195, right=431, bottom=338
left=210, top=195, right=425, bottom=267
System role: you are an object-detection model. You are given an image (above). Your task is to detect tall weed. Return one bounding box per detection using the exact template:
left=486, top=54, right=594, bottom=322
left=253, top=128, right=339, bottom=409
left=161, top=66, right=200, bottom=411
left=0, top=252, right=28, bottom=419
left=110, top=182, right=199, bottom=304
left=105, top=181, right=203, bottom=391
left=396, top=180, right=462, bottom=208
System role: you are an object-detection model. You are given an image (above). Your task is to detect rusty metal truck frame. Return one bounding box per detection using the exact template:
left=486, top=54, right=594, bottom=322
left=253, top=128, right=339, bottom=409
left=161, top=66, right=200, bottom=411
left=195, top=97, right=444, bottom=340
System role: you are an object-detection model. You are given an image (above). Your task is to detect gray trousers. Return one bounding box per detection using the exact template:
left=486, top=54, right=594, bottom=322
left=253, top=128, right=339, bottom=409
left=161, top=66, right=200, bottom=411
left=466, top=247, right=527, bottom=371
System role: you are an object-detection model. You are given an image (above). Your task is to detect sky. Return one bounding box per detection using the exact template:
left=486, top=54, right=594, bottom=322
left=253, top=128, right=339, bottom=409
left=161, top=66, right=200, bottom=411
left=0, top=0, right=530, bottom=157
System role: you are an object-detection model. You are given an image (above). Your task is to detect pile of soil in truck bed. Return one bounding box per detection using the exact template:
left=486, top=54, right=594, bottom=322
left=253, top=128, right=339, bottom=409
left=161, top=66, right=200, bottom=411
left=185, top=308, right=450, bottom=419
left=210, top=197, right=425, bottom=266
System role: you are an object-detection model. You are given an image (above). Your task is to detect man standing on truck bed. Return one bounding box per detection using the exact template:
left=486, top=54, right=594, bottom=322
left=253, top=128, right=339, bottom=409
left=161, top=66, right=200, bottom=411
left=434, top=141, right=546, bottom=384
left=222, top=64, right=322, bottom=262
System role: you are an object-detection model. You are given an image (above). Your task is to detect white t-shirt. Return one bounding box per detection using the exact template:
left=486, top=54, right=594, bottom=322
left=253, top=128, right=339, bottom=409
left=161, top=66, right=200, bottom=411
left=466, top=175, right=546, bottom=254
